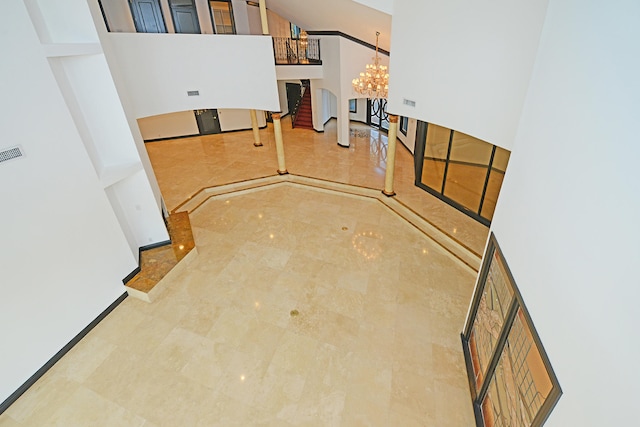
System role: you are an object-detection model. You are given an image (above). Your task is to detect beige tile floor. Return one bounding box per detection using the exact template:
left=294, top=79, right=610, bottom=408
left=146, top=118, right=488, bottom=256
left=0, top=118, right=485, bottom=426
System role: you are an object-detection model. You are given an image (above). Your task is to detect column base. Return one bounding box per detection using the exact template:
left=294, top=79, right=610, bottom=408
left=382, top=189, right=396, bottom=197
left=277, top=169, right=289, bottom=175
left=253, top=142, right=263, bottom=147
left=337, top=142, right=349, bottom=148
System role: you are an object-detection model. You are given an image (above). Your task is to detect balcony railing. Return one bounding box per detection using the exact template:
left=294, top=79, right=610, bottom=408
left=273, top=37, right=322, bottom=65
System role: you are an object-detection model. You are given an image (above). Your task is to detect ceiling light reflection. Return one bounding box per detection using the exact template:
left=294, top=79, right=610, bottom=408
left=351, top=230, right=383, bottom=260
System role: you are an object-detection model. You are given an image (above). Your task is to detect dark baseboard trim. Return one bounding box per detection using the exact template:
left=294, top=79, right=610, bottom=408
left=307, top=31, right=390, bottom=56
left=140, top=239, right=171, bottom=252
left=122, top=266, right=141, bottom=285
left=123, top=240, right=171, bottom=284
left=0, top=292, right=128, bottom=415
left=218, top=124, right=268, bottom=134
left=144, top=133, right=200, bottom=143
left=350, top=119, right=368, bottom=125
left=323, top=116, right=337, bottom=126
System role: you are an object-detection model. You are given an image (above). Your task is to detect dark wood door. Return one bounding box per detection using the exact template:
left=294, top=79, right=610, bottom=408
left=285, top=83, right=302, bottom=116
left=130, top=0, right=167, bottom=33
left=169, top=0, right=200, bottom=34
left=195, top=109, right=222, bottom=134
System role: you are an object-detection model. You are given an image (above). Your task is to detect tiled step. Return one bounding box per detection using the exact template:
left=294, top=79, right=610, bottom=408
left=172, top=175, right=283, bottom=214
left=170, top=174, right=482, bottom=273
left=125, top=211, right=197, bottom=302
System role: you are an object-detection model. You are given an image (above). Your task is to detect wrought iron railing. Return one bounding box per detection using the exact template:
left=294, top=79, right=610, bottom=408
left=273, top=37, right=322, bottom=65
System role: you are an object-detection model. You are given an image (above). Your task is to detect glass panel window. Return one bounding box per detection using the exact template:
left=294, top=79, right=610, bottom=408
left=421, top=123, right=449, bottom=191
left=414, top=120, right=511, bottom=225
left=463, top=234, right=561, bottom=427
left=480, top=146, right=510, bottom=220
left=400, top=116, right=408, bottom=136
left=443, top=131, right=493, bottom=213
left=368, top=98, right=389, bottom=131
left=210, top=0, right=235, bottom=34
left=469, top=251, right=514, bottom=391
left=481, top=309, right=554, bottom=427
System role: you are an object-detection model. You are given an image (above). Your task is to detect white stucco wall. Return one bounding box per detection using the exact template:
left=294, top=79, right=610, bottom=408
left=489, top=0, right=640, bottom=425
left=0, top=0, right=140, bottom=404
left=107, top=33, right=279, bottom=119
left=388, top=0, right=548, bottom=150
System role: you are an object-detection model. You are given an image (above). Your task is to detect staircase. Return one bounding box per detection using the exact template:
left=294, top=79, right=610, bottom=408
left=292, top=86, right=314, bottom=130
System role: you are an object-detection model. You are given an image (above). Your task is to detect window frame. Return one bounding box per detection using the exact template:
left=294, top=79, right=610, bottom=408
left=399, top=116, right=408, bottom=136
left=169, top=0, right=201, bottom=34
left=349, top=99, right=357, bottom=114
left=461, top=233, right=562, bottom=427
left=208, top=0, right=236, bottom=34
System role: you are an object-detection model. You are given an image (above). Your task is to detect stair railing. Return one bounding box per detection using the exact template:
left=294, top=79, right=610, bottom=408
left=290, top=85, right=306, bottom=129
left=272, top=38, right=322, bottom=65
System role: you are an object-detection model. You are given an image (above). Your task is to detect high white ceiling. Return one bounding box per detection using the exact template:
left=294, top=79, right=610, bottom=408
left=265, top=0, right=392, bottom=51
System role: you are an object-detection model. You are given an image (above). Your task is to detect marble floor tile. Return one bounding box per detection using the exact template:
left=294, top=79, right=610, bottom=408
left=1, top=123, right=487, bottom=426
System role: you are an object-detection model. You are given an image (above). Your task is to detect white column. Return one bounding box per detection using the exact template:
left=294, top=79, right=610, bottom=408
left=272, top=113, right=288, bottom=174
left=259, top=0, right=269, bottom=35
left=250, top=109, right=262, bottom=147
left=337, top=98, right=350, bottom=147
left=383, top=114, right=399, bottom=196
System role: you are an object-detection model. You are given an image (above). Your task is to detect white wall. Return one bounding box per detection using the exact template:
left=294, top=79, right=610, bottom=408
left=0, top=0, right=137, bottom=404
left=352, top=0, right=392, bottom=15
left=490, top=0, right=640, bottom=425
left=339, top=36, right=389, bottom=146
left=137, top=111, right=199, bottom=140
left=137, top=109, right=266, bottom=140
left=246, top=2, right=262, bottom=34
left=309, top=35, right=389, bottom=144
left=348, top=98, right=367, bottom=123
left=99, top=0, right=135, bottom=33
left=310, top=36, right=340, bottom=132
left=320, top=89, right=336, bottom=125
left=195, top=0, right=214, bottom=34
left=230, top=0, right=251, bottom=34
left=387, top=0, right=548, bottom=151
left=219, top=109, right=266, bottom=131
left=266, top=0, right=392, bottom=51
left=88, top=1, right=170, bottom=211
left=107, top=33, right=280, bottom=119
left=159, top=0, right=175, bottom=32
left=275, top=65, right=323, bottom=81
left=266, top=8, right=291, bottom=38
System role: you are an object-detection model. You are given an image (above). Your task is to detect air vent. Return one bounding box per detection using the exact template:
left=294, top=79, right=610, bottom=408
left=0, top=146, right=24, bottom=164
left=403, top=98, right=416, bottom=107
left=187, top=90, right=200, bottom=96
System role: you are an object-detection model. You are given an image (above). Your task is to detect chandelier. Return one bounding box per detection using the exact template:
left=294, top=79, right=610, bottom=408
left=352, top=32, right=389, bottom=99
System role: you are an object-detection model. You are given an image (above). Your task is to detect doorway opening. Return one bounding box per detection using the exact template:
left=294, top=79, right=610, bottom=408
left=194, top=109, right=221, bottom=134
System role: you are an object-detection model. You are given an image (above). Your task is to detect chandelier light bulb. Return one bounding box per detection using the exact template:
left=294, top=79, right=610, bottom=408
left=351, top=31, right=389, bottom=99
